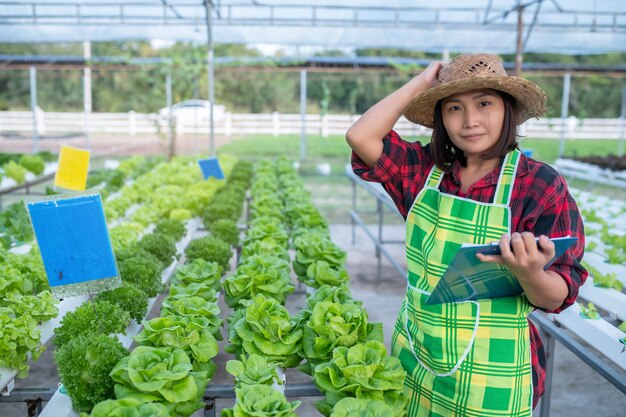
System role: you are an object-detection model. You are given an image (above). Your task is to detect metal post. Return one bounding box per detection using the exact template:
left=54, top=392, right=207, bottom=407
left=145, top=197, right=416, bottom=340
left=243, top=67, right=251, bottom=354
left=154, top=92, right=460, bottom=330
left=515, top=5, right=524, bottom=76
left=166, top=73, right=174, bottom=160
left=618, top=86, right=626, bottom=157
left=83, top=41, right=92, bottom=148
left=558, top=72, right=571, bottom=158
left=204, top=0, right=215, bottom=156
left=539, top=330, right=556, bottom=417
left=300, top=69, right=307, bottom=161
left=29, top=66, right=38, bottom=153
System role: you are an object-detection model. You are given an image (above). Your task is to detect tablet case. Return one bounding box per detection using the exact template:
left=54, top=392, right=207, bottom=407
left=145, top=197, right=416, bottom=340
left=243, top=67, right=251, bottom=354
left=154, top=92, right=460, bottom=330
left=424, top=236, right=578, bottom=305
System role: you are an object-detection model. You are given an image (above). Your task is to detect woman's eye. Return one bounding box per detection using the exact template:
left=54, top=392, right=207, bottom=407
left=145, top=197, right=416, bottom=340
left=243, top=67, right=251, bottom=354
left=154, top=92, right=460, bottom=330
left=449, top=105, right=461, bottom=111
left=479, top=101, right=491, bottom=107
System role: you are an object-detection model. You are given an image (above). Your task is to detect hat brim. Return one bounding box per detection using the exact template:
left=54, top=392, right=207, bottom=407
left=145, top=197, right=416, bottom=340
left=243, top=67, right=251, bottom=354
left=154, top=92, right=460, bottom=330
left=403, top=76, right=547, bottom=128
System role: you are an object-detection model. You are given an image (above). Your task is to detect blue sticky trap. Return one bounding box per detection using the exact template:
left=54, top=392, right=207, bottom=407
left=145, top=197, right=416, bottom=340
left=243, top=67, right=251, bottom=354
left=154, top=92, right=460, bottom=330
left=26, top=192, right=120, bottom=298
left=198, top=157, right=225, bottom=180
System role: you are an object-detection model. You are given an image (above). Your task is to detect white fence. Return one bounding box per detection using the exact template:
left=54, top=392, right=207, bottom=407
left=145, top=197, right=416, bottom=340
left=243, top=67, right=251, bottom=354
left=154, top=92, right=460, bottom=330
left=0, top=110, right=624, bottom=140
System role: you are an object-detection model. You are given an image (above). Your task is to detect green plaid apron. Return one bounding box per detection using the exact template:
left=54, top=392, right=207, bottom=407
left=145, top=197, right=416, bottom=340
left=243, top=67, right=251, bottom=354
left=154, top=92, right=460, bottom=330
left=391, top=149, right=534, bottom=417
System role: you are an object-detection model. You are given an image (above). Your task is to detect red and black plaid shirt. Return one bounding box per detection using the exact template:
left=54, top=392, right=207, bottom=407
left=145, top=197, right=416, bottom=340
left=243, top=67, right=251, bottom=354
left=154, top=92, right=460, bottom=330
left=352, top=130, right=587, bottom=408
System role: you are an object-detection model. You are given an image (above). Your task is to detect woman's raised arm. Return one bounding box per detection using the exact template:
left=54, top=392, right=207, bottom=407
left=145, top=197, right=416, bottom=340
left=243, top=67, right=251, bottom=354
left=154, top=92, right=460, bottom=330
left=345, top=62, right=442, bottom=168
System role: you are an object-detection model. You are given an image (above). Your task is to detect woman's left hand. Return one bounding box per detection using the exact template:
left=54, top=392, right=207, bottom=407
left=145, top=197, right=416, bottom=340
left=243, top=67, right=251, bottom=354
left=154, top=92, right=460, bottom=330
left=476, top=232, right=556, bottom=282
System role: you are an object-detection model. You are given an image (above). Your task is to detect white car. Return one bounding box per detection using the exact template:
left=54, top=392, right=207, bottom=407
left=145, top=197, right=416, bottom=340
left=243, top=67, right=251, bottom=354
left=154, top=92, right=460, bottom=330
left=159, top=100, right=225, bottom=125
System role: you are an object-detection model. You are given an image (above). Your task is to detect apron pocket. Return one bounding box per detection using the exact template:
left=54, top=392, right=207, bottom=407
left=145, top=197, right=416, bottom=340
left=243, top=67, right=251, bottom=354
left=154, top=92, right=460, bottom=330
left=404, top=286, right=479, bottom=376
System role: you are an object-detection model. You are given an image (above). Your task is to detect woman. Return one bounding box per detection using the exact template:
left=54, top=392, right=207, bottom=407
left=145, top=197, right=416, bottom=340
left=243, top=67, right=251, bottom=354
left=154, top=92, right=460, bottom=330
left=347, top=54, right=586, bottom=416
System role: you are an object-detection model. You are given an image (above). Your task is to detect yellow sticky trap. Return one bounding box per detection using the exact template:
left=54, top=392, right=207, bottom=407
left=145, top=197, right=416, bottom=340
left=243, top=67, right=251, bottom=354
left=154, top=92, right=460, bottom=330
left=54, top=145, right=91, bottom=191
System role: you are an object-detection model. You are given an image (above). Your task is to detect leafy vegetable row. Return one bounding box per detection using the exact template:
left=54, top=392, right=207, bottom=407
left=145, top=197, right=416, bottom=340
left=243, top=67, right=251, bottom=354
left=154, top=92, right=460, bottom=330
left=0, top=151, right=55, bottom=185
left=220, top=158, right=408, bottom=417
left=72, top=158, right=252, bottom=417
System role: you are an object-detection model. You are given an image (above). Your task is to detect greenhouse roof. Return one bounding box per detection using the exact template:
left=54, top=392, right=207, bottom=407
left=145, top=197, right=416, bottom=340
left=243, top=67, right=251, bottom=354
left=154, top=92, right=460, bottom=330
left=1, top=1, right=626, bottom=55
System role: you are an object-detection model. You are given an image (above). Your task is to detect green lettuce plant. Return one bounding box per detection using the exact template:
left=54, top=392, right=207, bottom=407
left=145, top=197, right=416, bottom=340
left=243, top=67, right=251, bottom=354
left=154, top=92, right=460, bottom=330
left=293, top=233, right=346, bottom=279
left=79, top=398, right=170, bottom=417
left=243, top=220, right=289, bottom=249
left=225, top=354, right=283, bottom=388
left=155, top=218, right=187, bottom=241
left=583, top=261, right=623, bottom=291
left=301, top=261, right=350, bottom=288
left=300, top=301, right=383, bottom=375
left=240, top=239, right=290, bottom=263
left=119, top=255, right=163, bottom=298
left=170, top=208, right=192, bottom=221
left=1, top=290, right=58, bottom=322
left=313, top=341, right=408, bottom=417
left=202, top=201, right=241, bottom=227
left=285, top=202, right=328, bottom=231
left=169, top=282, right=218, bottom=303
left=330, top=398, right=403, bottom=417
left=110, top=346, right=209, bottom=417
left=133, top=315, right=219, bottom=373
left=226, top=294, right=302, bottom=368
left=0, top=307, right=44, bottom=377
left=3, top=160, right=28, bottom=184
left=184, top=236, right=232, bottom=271
left=55, top=334, right=128, bottom=412
left=223, top=255, right=294, bottom=307
left=580, top=302, right=600, bottom=319
left=221, top=384, right=300, bottom=417
left=161, top=296, right=223, bottom=340
left=138, top=233, right=177, bottom=268
left=54, top=301, right=131, bottom=349
left=210, top=219, right=240, bottom=246
left=95, top=284, right=148, bottom=323
left=19, top=154, right=45, bottom=175
left=172, top=259, right=223, bottom=291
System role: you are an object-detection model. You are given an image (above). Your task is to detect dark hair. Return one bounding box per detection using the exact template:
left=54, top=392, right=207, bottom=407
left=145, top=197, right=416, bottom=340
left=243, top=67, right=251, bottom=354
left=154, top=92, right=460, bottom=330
left=430, top=89, right=519, bottom=171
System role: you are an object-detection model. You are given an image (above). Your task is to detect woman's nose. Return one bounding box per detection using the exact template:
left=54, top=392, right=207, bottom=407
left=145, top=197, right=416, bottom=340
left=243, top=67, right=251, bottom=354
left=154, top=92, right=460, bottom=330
left=463, top=108, right=479, bottom=128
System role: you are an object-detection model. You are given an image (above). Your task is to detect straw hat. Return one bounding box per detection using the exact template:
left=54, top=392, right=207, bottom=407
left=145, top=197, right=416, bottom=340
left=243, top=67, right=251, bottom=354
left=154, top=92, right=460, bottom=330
left=403, top=53, right=547, bottom=128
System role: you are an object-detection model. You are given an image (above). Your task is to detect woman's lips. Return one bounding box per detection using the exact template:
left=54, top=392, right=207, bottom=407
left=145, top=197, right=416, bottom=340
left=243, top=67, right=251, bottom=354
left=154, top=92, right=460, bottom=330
left=461, top=134, right=484, bottom=141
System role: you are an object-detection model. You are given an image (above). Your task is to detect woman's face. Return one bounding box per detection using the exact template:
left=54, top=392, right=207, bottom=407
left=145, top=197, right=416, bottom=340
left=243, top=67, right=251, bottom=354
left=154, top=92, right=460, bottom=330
left=441, top=89, right=505, bottom=159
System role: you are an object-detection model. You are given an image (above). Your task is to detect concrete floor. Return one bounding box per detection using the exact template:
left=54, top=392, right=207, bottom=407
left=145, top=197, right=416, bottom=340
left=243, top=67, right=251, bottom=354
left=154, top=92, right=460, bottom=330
left=1, top=224, right=625, bottom=416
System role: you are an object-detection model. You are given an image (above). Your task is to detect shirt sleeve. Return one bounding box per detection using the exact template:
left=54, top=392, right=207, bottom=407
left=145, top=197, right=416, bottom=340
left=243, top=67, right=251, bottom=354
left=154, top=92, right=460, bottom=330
left=522, top=172, right=588, bottom=314
left=351, top=130, right=427, bottom=218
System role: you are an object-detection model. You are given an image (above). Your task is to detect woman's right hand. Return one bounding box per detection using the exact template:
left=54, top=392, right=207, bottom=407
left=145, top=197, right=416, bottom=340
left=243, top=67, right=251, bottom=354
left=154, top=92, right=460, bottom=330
left=414, top=61, right=443, bottom=90
left=346, top=60, right=443, bottom=168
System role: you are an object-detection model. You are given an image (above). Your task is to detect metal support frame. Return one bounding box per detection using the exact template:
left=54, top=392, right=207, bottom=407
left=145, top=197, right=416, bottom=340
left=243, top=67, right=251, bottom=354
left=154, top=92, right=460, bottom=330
left=166, top=72, right=174, bottom=160
left=0, top=387, right=56, bottom=417
left=618, top=85, right=626, bottom=157
left=0, top=384, right=321, bottom=417
left=300, top=69, right=307, bottom=161
left=29, top=66, right=38, bottom=153
left=0, top=173, right=54, bottom=210
left=204, top=0, right=216, bottom=156
left=83, top=40, right=91, bottom=148
left=3, top=2, right=624, bottom=34
left=530, top=312, right=626, bottom=417
left=347, top=167, right=406, bottom=283
left=558, top=72, right=572, bottom=158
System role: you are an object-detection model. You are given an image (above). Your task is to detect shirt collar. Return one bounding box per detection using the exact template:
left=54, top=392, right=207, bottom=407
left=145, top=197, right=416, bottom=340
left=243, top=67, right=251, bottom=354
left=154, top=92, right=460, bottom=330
left=448, top=150, right=530, bottom=188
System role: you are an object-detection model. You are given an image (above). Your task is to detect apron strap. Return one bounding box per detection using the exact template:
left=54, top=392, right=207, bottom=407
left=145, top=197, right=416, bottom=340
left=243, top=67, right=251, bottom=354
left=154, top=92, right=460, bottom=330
left=425, top=149, right=520, bottom=206
left=493, top=149, right=521, bottom=206
left=425, top=163, right=443, bottom=189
